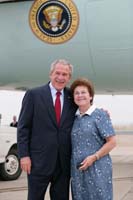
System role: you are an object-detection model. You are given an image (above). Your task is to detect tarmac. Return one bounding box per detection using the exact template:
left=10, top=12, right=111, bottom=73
left=0, top=134, right=133, bottom=200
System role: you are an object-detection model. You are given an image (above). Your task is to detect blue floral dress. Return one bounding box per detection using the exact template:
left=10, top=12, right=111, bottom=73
left=71, top=107, right=115, bottom=200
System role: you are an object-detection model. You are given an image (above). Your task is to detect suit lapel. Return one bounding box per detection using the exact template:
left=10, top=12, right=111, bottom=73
left=41, top=84, right=57, bottom=126
left=60, top=88, right=72, bottom=127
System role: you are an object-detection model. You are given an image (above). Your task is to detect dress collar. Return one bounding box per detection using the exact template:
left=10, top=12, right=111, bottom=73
left=75, top=104, right=96, bottom=116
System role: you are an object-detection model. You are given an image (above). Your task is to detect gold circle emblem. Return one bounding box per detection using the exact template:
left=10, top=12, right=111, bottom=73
left=29, top=0, right=79, bottom=44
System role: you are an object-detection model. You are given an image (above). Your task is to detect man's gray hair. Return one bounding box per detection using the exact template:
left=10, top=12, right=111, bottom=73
left=50, top=59, right=73, bottom=76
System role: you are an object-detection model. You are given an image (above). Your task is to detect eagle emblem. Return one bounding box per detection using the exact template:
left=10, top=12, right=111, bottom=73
left=29, top=0, right=79, bottom=44
left=43, top=5, right=66, bottom=32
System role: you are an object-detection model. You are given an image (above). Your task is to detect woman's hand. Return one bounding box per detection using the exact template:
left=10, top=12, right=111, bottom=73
left=79, top=155, right=96, bottom=171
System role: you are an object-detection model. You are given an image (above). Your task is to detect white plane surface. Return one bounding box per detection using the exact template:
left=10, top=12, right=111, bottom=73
left=0, top=0, right=132, bottom=93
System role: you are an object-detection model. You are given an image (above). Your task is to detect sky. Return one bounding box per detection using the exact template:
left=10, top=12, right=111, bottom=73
left=0, top=91, right=133, bottom=129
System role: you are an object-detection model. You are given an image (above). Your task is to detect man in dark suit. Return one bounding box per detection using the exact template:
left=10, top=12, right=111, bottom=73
left=17, top=59, right=77, bottom=200
left=10, top=115, right=18, bottom=127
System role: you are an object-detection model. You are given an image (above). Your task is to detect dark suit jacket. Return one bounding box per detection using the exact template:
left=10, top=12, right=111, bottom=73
left=17, top=83, right=77, bottom=176
left=10, top=122, right=18, bottom=127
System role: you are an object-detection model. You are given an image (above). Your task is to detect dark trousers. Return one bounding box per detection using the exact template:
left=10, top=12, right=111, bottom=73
left=27, top=157, right=70, bottom=200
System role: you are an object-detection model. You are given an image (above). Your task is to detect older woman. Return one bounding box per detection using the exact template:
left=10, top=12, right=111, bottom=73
left=70, top=78, right=116, bottom=200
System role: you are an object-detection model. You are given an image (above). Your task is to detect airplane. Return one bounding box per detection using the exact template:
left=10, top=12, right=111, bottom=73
left=0, top=0, right=132, bottom=94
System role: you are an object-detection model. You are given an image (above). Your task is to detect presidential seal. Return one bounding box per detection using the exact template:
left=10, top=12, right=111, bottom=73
left=29, top=0, right=79, bottom=44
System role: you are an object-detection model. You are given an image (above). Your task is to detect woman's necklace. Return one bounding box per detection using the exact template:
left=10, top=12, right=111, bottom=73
left=79, top=111, right=85, bottom=116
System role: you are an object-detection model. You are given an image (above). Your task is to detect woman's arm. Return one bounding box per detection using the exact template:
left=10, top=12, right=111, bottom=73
left=79, top=135, right=116, bottom=171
